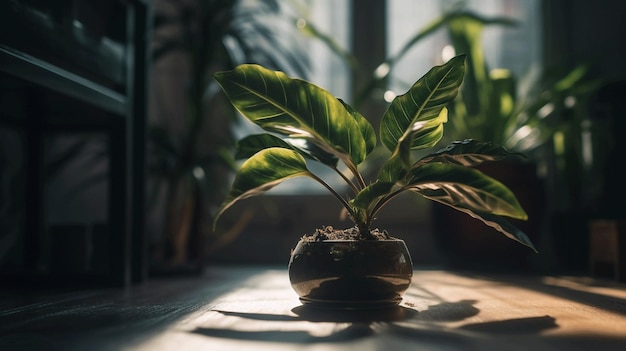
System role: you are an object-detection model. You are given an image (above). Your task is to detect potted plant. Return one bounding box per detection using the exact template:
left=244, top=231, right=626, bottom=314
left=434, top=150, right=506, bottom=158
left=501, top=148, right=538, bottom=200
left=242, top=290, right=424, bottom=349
left=212, top=55, right=537, bottom=309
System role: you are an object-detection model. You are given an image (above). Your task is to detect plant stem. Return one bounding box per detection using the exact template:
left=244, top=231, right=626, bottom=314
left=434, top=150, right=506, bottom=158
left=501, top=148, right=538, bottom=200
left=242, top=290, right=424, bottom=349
left=334, top=167, right=359, bottom=194
left=342, top=162, right=366, bottom=191
left=368, top=187, right=405, bottom=226
left=307, top=172, right=359, bottom=222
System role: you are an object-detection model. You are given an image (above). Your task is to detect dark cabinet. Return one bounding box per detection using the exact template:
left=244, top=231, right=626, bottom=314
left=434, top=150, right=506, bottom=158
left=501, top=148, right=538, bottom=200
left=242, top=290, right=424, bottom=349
left=0, top=0, right=151, bottom=287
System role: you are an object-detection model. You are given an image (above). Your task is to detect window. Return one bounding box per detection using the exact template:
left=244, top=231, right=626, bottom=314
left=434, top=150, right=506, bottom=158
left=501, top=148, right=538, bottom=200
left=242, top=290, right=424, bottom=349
left=260, top=0, right=541, bottom=195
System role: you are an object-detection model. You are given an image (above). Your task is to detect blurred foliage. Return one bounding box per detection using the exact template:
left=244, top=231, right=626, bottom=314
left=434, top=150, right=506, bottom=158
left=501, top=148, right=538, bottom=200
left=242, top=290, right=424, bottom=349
left=444, top=11, right=602, bottom=156
left=148, top=0, right=312, bottom=269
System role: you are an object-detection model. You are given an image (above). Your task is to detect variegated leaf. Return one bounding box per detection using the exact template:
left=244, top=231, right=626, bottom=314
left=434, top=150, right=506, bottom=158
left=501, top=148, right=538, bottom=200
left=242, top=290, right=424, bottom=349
left=213, top=64, right=368, bottom=167
left=380, top=55, right=465, bottom=152
left=213, top=148, right=312, bottom=226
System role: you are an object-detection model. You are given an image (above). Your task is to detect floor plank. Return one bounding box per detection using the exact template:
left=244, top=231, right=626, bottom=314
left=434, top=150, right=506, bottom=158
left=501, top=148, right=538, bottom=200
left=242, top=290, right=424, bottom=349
left=1, top=266, right=626, bottom=350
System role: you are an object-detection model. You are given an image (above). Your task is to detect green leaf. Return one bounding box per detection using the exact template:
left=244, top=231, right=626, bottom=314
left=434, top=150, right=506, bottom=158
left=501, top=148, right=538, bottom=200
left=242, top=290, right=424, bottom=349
left=429, top=200, right=537, bottom=252
left=416, top=139, right=525, bottom=167
left=213, top=64, right=368, bottom=168
left=403, top=162, right=534, bottom=250
left=448, top=13, right=515, bottom=106
left=380, top=55, right=465, bottom=153
left=471, top=212, right=537, bottom=252
left=405, top=163, right=527, bottom=220
left=338, top=98, right=377, bottom=156
left=377, top=120, right=427, bottom=182
left=378, top=155, right=409, bottom=183
left=285, top=138, right=340, bottom=167
left=554, top=64, right=590, bottom=92
left=378, top=108, right=447, bottom=183
left=213, top=148, right=311, bottom=226
left=236, top=134, right=339, bottom=168
left=235, top=134, right=292, bottom=159
left=352, top=181, right=395, bottom=210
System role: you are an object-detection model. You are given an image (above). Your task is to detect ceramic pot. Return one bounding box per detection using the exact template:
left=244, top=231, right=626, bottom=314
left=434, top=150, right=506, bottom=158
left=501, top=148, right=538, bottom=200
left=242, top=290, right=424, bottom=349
left=288, top=239, right=413, bottom=309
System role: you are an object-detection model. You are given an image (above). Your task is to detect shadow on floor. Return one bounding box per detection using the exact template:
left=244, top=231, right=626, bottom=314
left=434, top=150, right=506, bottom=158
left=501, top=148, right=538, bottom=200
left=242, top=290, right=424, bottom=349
left=193, top=305, right=559, bottom=346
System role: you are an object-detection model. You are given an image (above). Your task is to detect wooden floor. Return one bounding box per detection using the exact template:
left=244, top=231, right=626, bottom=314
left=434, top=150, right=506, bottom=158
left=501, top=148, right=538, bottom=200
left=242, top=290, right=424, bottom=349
left=2, top=265, right=626, bottom=351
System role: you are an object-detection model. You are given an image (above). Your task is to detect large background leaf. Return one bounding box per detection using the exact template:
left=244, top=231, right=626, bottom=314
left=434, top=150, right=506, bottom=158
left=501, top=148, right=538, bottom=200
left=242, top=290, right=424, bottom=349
left=213, top=64, right=368, bottom=166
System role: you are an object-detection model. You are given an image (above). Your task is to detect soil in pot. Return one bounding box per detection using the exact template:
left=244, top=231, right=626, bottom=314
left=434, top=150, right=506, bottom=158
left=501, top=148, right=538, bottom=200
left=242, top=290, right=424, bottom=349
left=288, top=226, right=414, bottom=309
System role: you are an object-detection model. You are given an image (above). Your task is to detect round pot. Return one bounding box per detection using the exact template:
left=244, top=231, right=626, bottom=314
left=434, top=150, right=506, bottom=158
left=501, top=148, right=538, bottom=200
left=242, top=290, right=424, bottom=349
left=288, top=238, right=413, bottom=309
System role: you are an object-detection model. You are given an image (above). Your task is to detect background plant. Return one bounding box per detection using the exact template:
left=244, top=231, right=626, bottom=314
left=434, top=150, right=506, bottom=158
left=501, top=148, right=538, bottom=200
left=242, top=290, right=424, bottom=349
left=148, top=0, right=311, bottom=269
left=443, top=11, right=602, bottom=156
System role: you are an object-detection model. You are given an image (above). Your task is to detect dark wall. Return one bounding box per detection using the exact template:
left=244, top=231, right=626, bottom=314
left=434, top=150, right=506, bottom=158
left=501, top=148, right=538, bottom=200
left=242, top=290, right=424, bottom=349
left=541, top=0, right=626, bottom=273
left=543, top=0, right=626, bottom=80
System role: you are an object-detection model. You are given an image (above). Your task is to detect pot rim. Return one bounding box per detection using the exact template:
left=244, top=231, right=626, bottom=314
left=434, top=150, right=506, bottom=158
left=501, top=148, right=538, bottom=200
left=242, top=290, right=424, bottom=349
left=297, top=238, right=407, bottom=243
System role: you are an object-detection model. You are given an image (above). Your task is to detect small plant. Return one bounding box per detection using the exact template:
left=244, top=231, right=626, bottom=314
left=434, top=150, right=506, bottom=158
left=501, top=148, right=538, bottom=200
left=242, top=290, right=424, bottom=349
left=212, top=55, right=536, bottom=252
